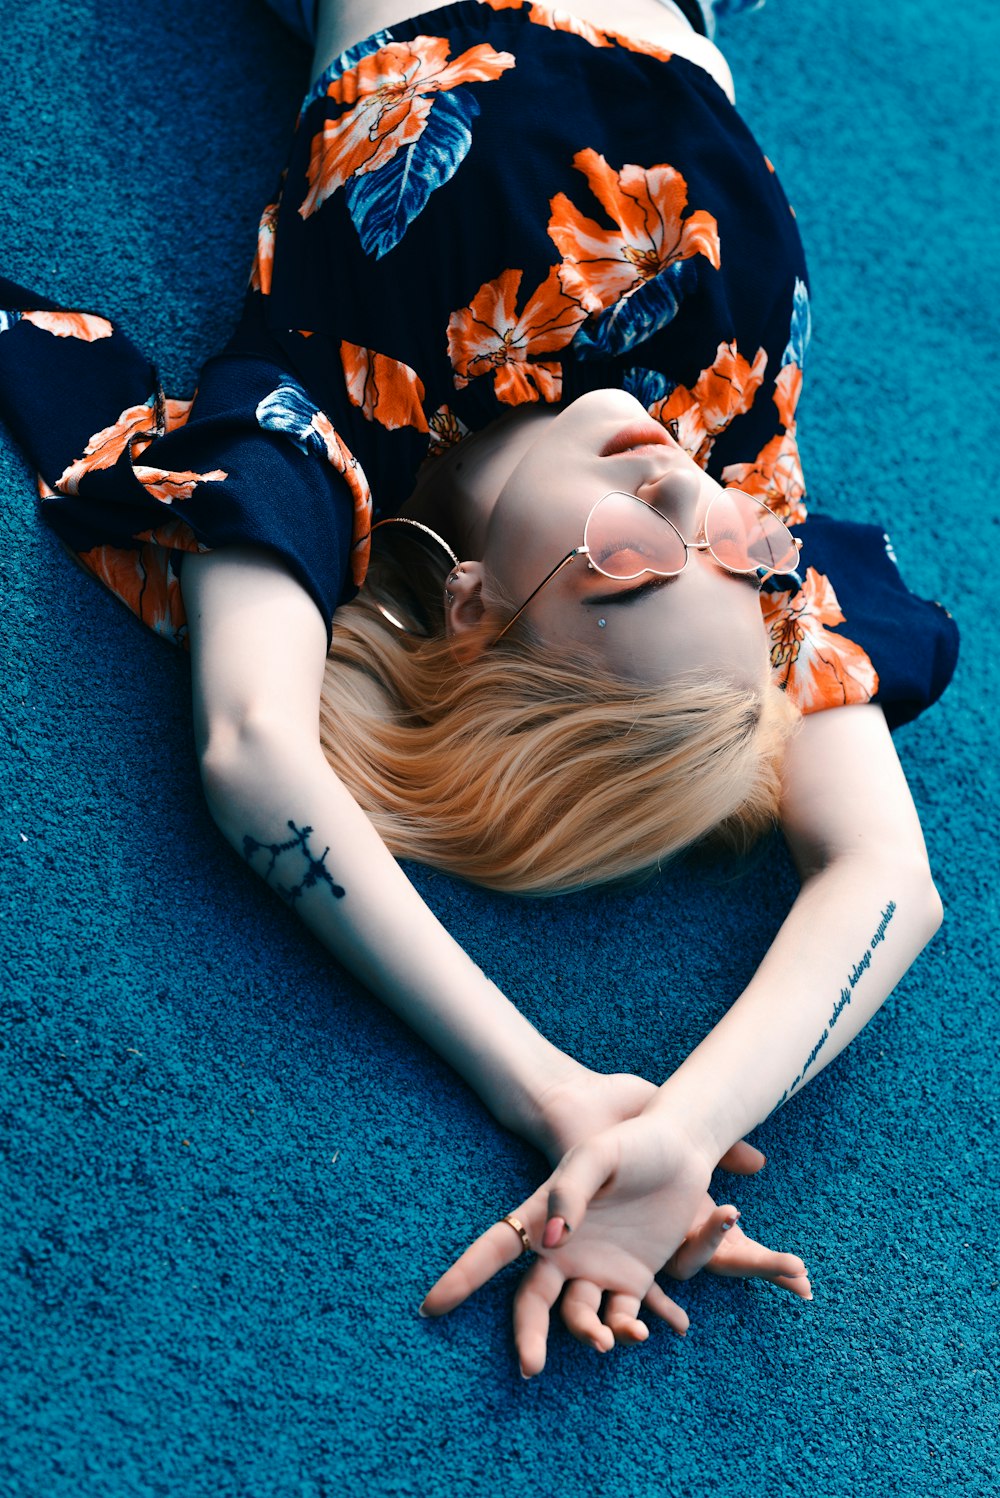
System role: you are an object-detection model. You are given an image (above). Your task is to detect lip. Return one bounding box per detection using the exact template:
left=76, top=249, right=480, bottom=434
left=600, top=420, right=675, bottom=458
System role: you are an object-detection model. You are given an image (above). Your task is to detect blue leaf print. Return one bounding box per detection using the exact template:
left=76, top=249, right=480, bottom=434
left=572, top=258, right=702, bottom=359
left=343, top=87, right=480, bottom=260
left=782, top=277, right=811, bottom=368
left=256, top=381, right=328, bottom=457
left=623, top=366, right=674, bottom=408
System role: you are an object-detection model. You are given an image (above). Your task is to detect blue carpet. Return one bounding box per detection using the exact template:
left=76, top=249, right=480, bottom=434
left=2, top=2, right=999, bottom=1494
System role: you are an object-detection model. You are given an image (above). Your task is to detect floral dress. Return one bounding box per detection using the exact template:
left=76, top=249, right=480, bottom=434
left=0, top=1, right=957, bottom=726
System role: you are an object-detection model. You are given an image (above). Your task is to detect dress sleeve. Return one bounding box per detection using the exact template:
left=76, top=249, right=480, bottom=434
left=759, top=515, right=959, bottom=729
left=0, top=276, right=366, bottom=646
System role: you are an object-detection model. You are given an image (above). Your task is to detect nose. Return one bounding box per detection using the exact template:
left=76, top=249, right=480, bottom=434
left=636, top=462, right=705, bottom=528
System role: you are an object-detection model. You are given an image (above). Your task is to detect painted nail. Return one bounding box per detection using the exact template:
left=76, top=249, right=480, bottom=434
left=721, top=1212, right=741, bottom=1232
left=542, top=1216, right=566, bottom=1249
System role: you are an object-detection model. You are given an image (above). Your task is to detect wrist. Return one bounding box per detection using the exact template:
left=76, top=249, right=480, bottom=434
left=642, top=1081, right=741, bottom=1171
left=484, top=1041, right=595, bottom=1156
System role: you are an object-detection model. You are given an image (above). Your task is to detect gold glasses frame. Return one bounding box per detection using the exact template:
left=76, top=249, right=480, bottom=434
left=491, top=488, right=803, bottom=644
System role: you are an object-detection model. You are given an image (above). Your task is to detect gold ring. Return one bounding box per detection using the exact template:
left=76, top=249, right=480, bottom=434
left=501, top=1213, right=533, bottom=1254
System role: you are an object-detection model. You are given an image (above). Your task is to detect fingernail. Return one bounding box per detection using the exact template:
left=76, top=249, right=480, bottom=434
left=417, top=1304, right=429, bottom=1318
left=721, top=1212, right=741, bottom=1232
left=542, top=1216, right=566, bottom=1249
left=520, top=1367, right=532, bottom=1381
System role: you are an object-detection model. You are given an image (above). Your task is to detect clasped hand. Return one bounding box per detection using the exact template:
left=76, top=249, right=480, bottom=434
left=421, top=1075, right=811, bottom=1377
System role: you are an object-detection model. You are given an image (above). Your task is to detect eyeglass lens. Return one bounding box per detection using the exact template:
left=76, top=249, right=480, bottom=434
left=583, top=490, right=798, bottom=580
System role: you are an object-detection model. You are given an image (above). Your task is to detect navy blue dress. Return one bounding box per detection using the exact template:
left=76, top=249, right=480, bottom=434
left=0, top=2, right=957, bottom=726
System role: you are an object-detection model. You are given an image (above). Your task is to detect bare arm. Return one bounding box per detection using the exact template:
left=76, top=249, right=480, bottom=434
left=180, top=546, right=585, bottom=1144
left=645, top=702, right=943, bottom=1160
left=424, top=704, right=942, bottom=1362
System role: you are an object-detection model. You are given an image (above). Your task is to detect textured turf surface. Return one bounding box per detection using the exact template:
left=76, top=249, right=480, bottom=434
left=2, top=2, right=999, bottom=1494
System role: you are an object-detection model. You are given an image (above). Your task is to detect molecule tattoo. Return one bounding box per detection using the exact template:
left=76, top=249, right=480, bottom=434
left=242, top=821, right=346, bottom=906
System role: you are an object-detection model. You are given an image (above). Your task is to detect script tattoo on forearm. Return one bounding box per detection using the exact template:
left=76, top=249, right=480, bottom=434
left=773, top=900, right=897, bottom=1111
left=243, top=820, right=346, bottom=906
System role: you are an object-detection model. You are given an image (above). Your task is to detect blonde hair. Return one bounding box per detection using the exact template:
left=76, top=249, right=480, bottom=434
left=319, top=551, right=798, bottom=895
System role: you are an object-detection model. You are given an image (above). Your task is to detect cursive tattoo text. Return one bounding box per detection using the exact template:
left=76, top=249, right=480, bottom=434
left=773, top=900, right=897, bottom=1111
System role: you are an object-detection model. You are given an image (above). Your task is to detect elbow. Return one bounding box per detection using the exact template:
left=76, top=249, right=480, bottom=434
left=923, top=870, right=945, bottom=943
left=194, top=708, right=318, bottom=827
left=875, top=854, right=944, bottom=950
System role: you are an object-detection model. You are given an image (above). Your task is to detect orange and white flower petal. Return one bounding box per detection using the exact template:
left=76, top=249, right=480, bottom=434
left=250, top=199, right=279, bottom=295
left=527, top=6, right=611, bottom=47
left=761, top=567, right=879, bottom=712
left=77, top=540, right=187, bottom=642
left=132, top=465, right=228, bottom=504
left=432, top=41, right=518, bottom=89
left=722, top=428, right=807, bottom=527
left=448, top=266, right=584, bottom=402
left=55, top=399, right=157, bottom=493
left=448, top=267, right=524, bottom=385
left=340, top=341, right=429, bottom=431
left=22, top=310, right=114, bottom=341
left=649, top=386, right=713, bottom=467
left=163, top=398, right=193, bottom=432
left=548, top=195, right=637, bottom=311
left=312, top=411, right=374, bottom=585
left=773, top=361, right=803, bottom=429
left=493, top=357, right=564, bottom=405
left=515, top=264, right=589, bottom=352
left=694, top=341, right=768, bottom=433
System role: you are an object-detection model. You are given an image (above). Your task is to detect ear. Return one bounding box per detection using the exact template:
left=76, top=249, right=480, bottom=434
left=444, top=561, right=500, bottom=661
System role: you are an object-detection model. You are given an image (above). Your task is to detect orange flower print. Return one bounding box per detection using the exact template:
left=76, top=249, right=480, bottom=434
left=448, top=265, right=587, bottom=404
left=164, top=397, right=193, bottom=431
left=548, top=150, right=720, bottom=355
left=527, top=6, right=611, bottom=49
left=722, top=428, right=806, bottom=527
left=21, top=309, right=114, bottom=341
left=78, top=519, right=203, bottom=644
left=55, top=393, right=226, bottom=501
left=761, top=567, right=879, bottom=713
left=340, top=341, right=429, bottom=432
left=55, top=399, right=158, bottom=493
left=427, top=404, right=470, bottom=457
left=772, top=360, right=802, bottom=431
left=132, top=464, right=228, bottom=503
left=299, top=35, right=515, bottom=219
left=650, top=340, right=768, bottom=467
left=480, top=1, right=673, bottom=58
left=312, top=410, right=374, bottom=585
left=550, top=150, right=721, bottom=311
left=249, top=198, right=279, bottom=296
left=722, top=361, right=807, bottom=524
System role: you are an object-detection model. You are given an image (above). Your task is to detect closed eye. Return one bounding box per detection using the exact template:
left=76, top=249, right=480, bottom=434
left=583, top=569, right=760, bottom=608
left=583, top=575, right=675, bottom=607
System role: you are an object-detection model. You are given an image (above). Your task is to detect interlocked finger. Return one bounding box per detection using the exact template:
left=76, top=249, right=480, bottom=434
left=642, top=1281, right=690, bottom=1336
left=603, top=1290, right=649, bottom=1345
left=560, top=1279, right=614, bottom=1352
left=513, top=1255, right=566, bottom=1378
left=666, top=1204, right=740, bottom=1281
